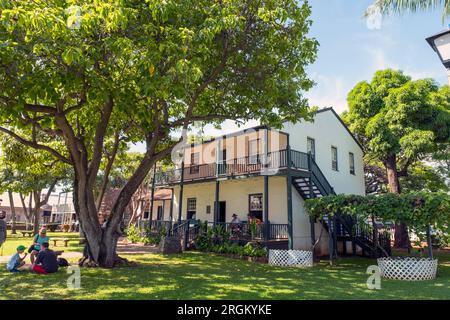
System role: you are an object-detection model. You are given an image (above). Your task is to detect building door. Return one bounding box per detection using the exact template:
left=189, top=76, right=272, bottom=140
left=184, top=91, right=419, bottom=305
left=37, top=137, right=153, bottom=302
left=218, top=201, right=226, bottom=223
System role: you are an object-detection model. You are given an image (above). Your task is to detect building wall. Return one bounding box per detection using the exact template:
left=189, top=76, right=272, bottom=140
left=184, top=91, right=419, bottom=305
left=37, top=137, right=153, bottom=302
left=168, top=176, right=329, bottom=254
left=171, top=176, right=288, bottom=224
left=182, top=129, right=288, bottom=166
left=283, top=110, right=366, bottom=196
left=151, top=199, right=172, bottom=221
left=0, top=206, right=28, bottom=223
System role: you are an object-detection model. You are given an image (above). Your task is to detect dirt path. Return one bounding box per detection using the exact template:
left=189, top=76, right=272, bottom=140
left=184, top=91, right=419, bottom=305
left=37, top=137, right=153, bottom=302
left=116, top=240, right=160, bottom=255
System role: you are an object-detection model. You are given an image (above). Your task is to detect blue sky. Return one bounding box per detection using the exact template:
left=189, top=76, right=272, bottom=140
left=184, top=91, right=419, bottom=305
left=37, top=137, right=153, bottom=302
left=130, top=1, right=449, bottom=152
left=307, top=0, right=449, bottom=113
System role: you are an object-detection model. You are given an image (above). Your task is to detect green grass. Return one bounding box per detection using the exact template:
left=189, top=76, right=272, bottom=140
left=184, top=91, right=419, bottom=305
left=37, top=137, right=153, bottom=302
left=1, top=232, right=83, bottom=255
left=0, top=234, right=449, bottom=300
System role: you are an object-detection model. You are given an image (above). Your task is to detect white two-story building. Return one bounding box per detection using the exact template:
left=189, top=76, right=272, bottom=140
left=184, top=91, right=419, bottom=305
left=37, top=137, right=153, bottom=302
left=146, top=108, right=366, bottom=255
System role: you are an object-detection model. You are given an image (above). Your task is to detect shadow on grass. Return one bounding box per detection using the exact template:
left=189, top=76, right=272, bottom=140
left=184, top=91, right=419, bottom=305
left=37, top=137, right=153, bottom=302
left=0, top=251, right=449, bottom=300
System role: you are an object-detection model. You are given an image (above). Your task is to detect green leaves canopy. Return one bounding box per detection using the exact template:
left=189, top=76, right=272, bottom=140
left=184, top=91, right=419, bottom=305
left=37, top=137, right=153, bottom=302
left=305, top=192, right=450, bottom=245
left=345, top=69, right=450, bottom=169
left=0, top=0, right=318, bottom=141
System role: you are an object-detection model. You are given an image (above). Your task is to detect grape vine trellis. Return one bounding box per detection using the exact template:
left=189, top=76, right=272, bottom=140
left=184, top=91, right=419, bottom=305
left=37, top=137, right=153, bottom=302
left=305, top=192, right=450, bottom=257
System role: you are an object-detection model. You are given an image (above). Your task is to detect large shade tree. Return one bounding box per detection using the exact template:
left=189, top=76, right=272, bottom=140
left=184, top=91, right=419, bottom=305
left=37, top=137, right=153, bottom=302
left=0, top=0, right=318, bottom=267
left=344, top=69, right=450, bottom=248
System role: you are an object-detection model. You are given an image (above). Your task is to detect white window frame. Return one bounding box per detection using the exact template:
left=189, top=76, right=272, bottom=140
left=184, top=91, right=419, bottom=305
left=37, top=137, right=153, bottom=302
left=307, top=137, right=316, bottom=160
left=331, top=146, right=338, bottom=171
left=349, top=152, right=355, bottom=175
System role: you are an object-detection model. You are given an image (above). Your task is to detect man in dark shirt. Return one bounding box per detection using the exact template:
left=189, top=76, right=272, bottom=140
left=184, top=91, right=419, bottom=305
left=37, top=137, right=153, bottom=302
left=32, top=242, right=59, bottom=274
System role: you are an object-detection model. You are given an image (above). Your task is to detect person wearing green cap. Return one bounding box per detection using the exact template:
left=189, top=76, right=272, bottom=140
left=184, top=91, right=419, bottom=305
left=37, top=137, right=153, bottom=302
left=6, top=245, right=27, bottom=272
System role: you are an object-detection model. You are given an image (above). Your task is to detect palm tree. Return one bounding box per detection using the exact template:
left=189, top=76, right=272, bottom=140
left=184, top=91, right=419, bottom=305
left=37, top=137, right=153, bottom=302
left=367, top=0, right=450, bottom=20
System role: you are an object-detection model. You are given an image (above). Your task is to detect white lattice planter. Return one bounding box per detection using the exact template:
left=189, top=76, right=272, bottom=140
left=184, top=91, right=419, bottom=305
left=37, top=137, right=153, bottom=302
left=377, top=257, right=438, bottom=281
left=268, top=249, right=313, bottom=268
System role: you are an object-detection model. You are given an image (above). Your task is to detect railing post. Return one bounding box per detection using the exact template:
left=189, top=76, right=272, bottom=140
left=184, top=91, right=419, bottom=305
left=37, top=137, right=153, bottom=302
left=178, top=161, right=185, bottom=224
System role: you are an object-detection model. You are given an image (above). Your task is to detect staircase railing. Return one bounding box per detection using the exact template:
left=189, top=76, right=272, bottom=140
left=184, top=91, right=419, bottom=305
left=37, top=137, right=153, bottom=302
left=308, top=156, right=335, bottom=196
left=335, top=214, right=391, bottom=257
left=292, top=154, right=391, bottom=258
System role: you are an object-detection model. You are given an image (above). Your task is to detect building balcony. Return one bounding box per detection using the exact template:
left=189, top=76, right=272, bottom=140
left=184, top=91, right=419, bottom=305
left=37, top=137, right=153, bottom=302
left=154, top=149, right=311, bottom=186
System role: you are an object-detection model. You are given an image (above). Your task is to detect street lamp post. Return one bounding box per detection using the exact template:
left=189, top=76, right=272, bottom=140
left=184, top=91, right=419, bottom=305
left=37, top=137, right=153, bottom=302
left=426, top=27, right=450, bottom=85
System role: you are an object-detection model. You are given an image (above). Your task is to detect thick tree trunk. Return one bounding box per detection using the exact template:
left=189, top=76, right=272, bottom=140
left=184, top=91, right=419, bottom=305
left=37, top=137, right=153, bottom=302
left=385, top=154, right=410, bottom=249
left=74, top=173, right=123, bottom=268
left=8, top=191, right=17, bottom=234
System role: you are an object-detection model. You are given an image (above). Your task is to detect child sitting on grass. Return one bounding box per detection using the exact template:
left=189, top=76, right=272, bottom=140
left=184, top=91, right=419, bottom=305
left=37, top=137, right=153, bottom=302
left=6, top=245, right=27, bottom=272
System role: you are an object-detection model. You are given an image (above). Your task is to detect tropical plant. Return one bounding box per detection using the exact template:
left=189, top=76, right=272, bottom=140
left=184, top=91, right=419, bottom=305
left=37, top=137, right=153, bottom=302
left=366, top=0, right=450, bottom=20
left=126, top=224, right=141, bottom=244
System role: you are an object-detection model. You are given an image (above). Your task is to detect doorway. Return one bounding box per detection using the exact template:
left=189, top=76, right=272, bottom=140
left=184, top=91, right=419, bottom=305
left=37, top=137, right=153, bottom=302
left=217, top=201, right=226, bottom=223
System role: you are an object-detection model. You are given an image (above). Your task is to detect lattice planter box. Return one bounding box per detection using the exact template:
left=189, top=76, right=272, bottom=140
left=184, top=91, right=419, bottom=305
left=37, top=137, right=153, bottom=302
left=377, top=257, right=438, bottom=281
left=268, top=249, right=313, bottom=268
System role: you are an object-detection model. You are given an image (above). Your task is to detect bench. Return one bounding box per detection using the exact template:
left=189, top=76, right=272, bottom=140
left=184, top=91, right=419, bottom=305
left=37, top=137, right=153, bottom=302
left=51, top=238, right=71, bottom=247
left=20, top=231, right=34, bottom=237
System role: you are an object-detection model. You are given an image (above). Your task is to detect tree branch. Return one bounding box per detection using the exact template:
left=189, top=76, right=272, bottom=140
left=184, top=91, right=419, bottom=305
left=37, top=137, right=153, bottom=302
left=88, top=96, right=114, bottom=186
left=0, top=126, right=72, bottom=164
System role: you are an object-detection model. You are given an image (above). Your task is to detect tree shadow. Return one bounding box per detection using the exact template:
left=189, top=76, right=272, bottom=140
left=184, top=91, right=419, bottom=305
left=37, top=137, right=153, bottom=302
left=0, top=252, right=448, bottom=300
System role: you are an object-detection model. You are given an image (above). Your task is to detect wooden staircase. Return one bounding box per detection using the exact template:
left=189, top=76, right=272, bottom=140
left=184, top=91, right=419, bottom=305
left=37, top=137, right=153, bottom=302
left=291, top=156, right=391, bottom=258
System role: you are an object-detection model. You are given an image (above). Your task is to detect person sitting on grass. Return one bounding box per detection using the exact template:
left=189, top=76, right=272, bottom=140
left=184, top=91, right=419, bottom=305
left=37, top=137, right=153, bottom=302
left=29, top=227, right=49, bottom=264
left=6, top=245, right=27, bottom=272
left=31, top=242, right=58, bottom=274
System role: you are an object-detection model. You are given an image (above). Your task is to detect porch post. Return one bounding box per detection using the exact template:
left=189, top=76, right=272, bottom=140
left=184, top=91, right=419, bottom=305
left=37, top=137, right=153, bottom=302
left=308, top=155, right=316, bottom=254
left=169, top=188, right=174, bottom=221
left=214, top=180, right=220, bottom=225
left=264, top=176, right=269, bottom=241
left=214, top=138, right=221, bottom=225
left=149, top=163, right=156, bottom=223
left=328, top=215, right=334, bottom=262
left=333, top=215, right=338, bottom=258
left=263, top=128, right=269, bottom=241
left=178, top=161, right=185, bottom=223
left=426, top=225, right=433, bottom=259
left=286, top=135, right=293, bottom=250
left=162, top=199, right=166, bottom=221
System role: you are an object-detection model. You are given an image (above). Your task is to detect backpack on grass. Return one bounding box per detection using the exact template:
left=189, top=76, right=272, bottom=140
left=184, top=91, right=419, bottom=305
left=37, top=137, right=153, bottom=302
left=57, top=257, right=70, bottom=267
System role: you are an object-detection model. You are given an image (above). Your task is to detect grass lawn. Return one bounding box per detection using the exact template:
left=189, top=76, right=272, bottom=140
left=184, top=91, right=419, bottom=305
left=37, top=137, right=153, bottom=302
left=1, top=232, right=83, bottom=256
left=0, top=234, right=449, bottom=300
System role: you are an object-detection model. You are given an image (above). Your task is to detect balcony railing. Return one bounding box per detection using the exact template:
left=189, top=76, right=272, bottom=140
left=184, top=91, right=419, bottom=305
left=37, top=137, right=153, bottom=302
left=155, top=149, right=310, bottom=186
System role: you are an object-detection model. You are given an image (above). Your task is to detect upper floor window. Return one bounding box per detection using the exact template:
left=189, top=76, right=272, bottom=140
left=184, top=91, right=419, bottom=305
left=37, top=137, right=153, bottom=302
left=307, top=137, right=316, bottom=160
left=248, top=138, right=260, bottom=164
left=190, top=152, right=199, bottom=174
left=331, top=146, right=338, bottom=171
left=349, top=152, right=355, bottom=175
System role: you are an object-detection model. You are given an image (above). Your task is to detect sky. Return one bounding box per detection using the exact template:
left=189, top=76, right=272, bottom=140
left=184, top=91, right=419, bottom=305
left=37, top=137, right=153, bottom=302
left=130, top=0, right=449, bottom=152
